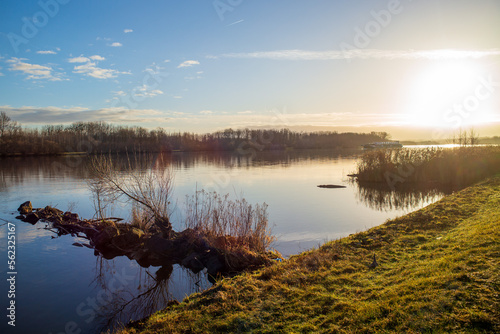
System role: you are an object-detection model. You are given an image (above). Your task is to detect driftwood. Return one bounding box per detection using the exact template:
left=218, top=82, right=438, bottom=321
left=16, top=201, right=277, bottom=281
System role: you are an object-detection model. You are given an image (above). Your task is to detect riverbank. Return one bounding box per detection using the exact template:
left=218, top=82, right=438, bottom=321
left=116, top=176, right=500, bottom=333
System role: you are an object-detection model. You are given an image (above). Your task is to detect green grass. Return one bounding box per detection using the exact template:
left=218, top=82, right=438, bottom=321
left=115, top=176, right=500, bottom=334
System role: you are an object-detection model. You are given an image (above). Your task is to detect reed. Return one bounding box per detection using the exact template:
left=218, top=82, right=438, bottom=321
left=183, top=190, right=274, bottom=254
left=356, top=146, right=500, bottom=187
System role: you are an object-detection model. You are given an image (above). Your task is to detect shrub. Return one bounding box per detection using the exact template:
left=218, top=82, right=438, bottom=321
left=184, top=190, right=274, bottom=253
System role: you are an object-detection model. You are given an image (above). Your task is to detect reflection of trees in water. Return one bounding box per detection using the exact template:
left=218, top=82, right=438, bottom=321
left=135, top=149, right=362, bottom=170
left=0, top=149, right=363, bottom=192
left=91, top=256, right=209, bottom=332
left=353, top=181, right=454, bottom=212
left=0, top=170, right=7, bottom=192
left=0, top=156, right=91, bottom=190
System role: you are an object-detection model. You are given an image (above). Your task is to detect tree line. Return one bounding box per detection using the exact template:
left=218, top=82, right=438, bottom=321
left=0, top=112, right=390, bottom=155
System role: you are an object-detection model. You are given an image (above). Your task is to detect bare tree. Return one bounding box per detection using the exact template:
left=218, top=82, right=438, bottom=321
left=468, top=128, right=479, bottom=146
left=88, top=154, right=174, bottom=237
left=0, top=112, right=20, bottom=138
left=453, top=128, right=479, bottom=147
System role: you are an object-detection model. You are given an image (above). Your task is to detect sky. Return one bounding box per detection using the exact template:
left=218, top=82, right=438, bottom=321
left=1, top=0, right=499, bottom=140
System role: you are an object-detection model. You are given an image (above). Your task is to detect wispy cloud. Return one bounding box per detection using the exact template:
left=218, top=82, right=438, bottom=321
left=124, top=29, right=133, bottom=33
left=1, top=105, right=448, bottom=131
left=7, top=57, right=63, bottom=81
left=36, top=50, right=57, bottom=55
left=155, top=110, right=413, bottom=130
left=209, top=49, right=500, bottom=61
left=178, top=60, right=200, bottom=68
left=110, top=42, right=123, bottom=47
left=228, top=19, right=244, bottom=26
left=68, top=55, right=128, bottom=79
left=0, top=105, right=166, bottom=124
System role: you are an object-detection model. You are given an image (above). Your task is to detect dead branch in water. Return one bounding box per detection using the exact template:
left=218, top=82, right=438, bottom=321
left=88, top=154, right=174, bottom=237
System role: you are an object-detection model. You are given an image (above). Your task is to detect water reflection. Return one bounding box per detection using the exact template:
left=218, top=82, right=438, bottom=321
left=353, top=181, right=453, bottom=211
left=0, top=149, right=360, bottom=191
left=91, top=257, right=209, bottom=331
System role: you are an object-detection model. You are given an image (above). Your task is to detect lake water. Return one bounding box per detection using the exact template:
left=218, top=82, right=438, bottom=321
left=0, top=150, right=446, bottom=333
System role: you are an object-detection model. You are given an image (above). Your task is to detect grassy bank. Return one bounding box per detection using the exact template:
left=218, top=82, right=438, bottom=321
left=116, top=177, right=500, bottom=334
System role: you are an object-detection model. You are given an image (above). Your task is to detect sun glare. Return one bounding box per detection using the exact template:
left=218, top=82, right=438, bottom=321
left=404, top=59, right=495, bottom=129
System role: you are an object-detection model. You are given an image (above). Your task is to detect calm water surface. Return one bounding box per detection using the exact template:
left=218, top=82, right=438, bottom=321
left=0, top=150, right=445, bottom=333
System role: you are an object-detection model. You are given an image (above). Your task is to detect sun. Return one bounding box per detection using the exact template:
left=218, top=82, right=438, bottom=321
left=404, top=59, right=494, bottom=129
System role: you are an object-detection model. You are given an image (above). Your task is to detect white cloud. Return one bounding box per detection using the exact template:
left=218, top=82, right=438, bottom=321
left=177, top=60, right=200, bottom=68
left=7, top=57, right=62, bottom=81
left=89, top=55, right=105, bottom=61
left=173, top=96, right=183, bottom=99
left=124, top=29, right=133, bottom=33
left=133, top=85, right=164, bottom=98
left=73, top=62, right=119, bottom=79
left=69, top=54, right=127, bottom=79
left=110, top=42, right=123, bottom=47
left=200, top=110, right=213, bottom=115
left=210, top=49, right=500, bottom=61
left=37, top=50, right=57, bottom=55
left=164, top=59, right=171, bottom=63
left=68, top=56, right=90, bottom=63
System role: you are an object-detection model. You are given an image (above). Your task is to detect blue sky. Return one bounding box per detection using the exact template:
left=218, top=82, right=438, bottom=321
left=1, top=0, right=499, bottom=139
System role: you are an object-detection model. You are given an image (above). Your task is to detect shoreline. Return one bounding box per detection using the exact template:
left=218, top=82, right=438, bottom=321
left=116, top=176, right=500, bottom=333
left=0, top=146, right=364, bottom=158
